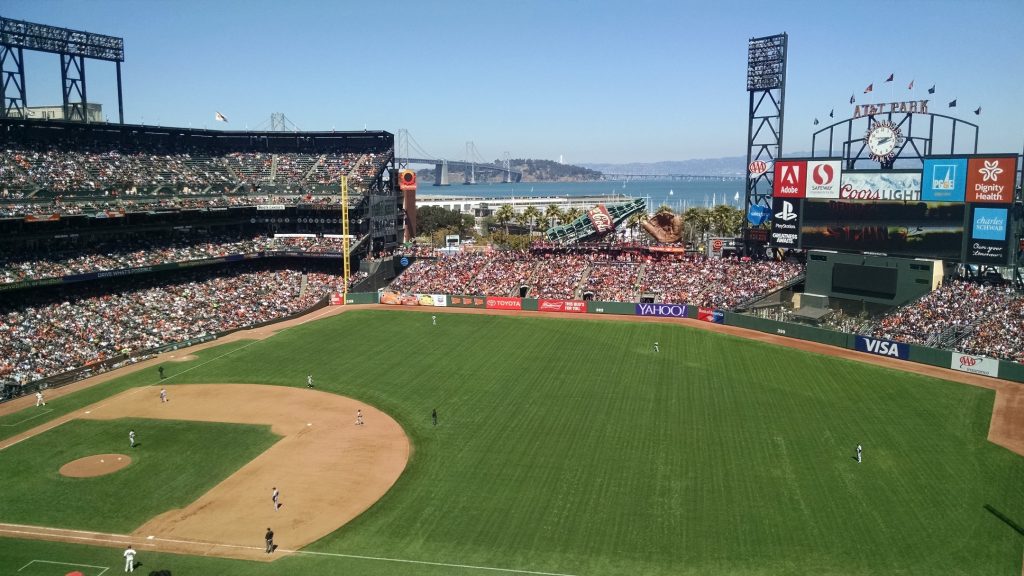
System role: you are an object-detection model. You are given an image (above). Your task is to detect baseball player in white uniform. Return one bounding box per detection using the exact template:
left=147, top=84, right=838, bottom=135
left=856, top=444, right=863, bottom=463
left=159, top=388, right=168, bottom=402
left=356, top=409, right=364, bottom=426
left=272, top=487, right=280, bottom=511
left=129, top=429, right=136, bottom=448
left=307, top=374, right=314, bottom=388
left=123, top=544, right=136, bottom=572
left=654, top=342, right=660, bottom=353
left=432, top=315, right=437, bottom=325
left=35, top=391, right=45, bottom=406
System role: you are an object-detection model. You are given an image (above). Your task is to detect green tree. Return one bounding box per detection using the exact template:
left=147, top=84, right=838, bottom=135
left=709, top=204, right=743, bottom=236
left=683, top=207, right=711, bottom=244
left=494, top=204, right=515, bottom=234
left=417, top=206, right=463, bottom=236
left=563, top=207, right=584, bottom=223
left=544, top=204, right=564, bottom=230
left=522, top=206, right=543, bottom=234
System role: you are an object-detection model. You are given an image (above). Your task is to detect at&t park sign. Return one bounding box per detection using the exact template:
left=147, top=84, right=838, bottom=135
left=853, top=100, right=929, bottom=118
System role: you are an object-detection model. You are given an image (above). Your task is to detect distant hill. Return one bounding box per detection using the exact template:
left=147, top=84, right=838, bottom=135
left=582, top=157, right=748, bottom=178
left=418, top=158, right=602, bottom=183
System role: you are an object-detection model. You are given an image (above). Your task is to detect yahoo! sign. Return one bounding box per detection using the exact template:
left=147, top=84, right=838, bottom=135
left=635, top=303, right=688, bottom=318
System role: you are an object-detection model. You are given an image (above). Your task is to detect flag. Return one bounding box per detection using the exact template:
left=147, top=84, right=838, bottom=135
left=864, top=83, right=873, bottom=94
left=829, top=109, right=834, bottom=118
left=849, top=94, right=855, bottom=104
left=927, top=85, right=935, bottom=94
left=948, top=99, right=957, bottom=108
left=215, top=112, right=228, bottom=123
left=973, top=107, right=981, bottom=115
left=813, top=118, right=819, bottom=125
left=907, top=80, right=914, bottom=90
left=885, top=73, right=894, bottom=82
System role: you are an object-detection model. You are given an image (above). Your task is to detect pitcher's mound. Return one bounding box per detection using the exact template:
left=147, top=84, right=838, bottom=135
left=59, top=454, right=132, bottom=478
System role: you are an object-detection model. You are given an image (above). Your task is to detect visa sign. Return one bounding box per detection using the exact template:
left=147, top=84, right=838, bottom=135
left=855, top=336, right=909, bottom=360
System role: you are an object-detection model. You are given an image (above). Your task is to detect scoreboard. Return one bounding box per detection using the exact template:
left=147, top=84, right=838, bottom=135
left=765, top=155, right=1018, bottom=264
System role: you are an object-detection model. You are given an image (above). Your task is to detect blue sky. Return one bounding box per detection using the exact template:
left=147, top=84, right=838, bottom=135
left=4, top=0, right=1023, bottom=163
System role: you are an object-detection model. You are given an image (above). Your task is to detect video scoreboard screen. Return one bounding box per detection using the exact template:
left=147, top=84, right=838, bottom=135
left=764, top=155, right=1018, bottom=264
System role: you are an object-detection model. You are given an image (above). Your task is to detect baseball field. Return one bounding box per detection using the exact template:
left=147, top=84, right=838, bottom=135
left=0, top=307, right=1021, bottom=576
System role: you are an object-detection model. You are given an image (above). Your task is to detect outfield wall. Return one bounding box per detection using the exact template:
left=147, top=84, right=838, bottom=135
left=375, top=291, right=1024, bottom=385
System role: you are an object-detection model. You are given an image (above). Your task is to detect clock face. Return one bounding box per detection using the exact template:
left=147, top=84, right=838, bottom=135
left=865, top=121, right=903, bottom=163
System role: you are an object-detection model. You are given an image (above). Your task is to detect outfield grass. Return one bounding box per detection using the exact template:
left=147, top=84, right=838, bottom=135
left=0, top=418, right=279, bottom=533
left=1, top=310, right=1021, bottom=576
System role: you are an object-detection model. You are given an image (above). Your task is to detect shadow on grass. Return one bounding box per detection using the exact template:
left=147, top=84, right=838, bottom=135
left=984, top=504, right=1024, bottom=537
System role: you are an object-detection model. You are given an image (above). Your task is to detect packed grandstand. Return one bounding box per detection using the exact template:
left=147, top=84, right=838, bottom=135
left=1, top=119, right=1023, bottom=400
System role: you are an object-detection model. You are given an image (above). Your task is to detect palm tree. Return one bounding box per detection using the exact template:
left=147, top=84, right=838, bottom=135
left=544, top=204, right=563, bottom=230
left=683, top=206, right=711, bottom=244
left=563, top=207, right=584, bottom=223
left=626, top=210, right=648, bottom=241
left=522, top=206, right=543, bottom=235
left=494, top=204, right=515, bottom=234
left=709, top=204, right=743, bottom=236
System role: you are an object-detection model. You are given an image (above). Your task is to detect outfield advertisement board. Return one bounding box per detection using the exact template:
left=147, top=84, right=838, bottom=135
left=634, top=303, right=688, bottom=318
left=854, top=336, right=909, bottom=360
left=380, top=292, right=447, bottom=306
left=921, top=158, right=967, bottom=202
left=697, top=307, right=725, bottom=323
left=805, top=160, right=842, bottom=199
left=537, top=299, right=586, bottom=313
left=448, top=295, right=486, bottom=308
left=965, top=156, right=1017, bottom=204
left=967, top=206, right=1010, bottom=264
left=951, top=353, right=999, bottom=377
left=770, top=197, right=800, bottom=248
left=839, top=171, right=921, bottom=201
left=486, top=296, right=522, bottom=310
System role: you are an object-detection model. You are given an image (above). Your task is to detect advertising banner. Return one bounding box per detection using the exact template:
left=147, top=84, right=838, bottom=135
left=257, top=204, right=287, bottom=211
left=449, top=295, right=487, bottom=308
left=538, top=299, right=587, bottom=313
left=588, top=204, right=614, bottom=234
left=486, top=296, right=522, bottom=310
left=854, top=336, right=909, bottom=360
left=805, top=160, right=842, bottom=199
left=921, top=158, right=967, bottom=202
left=697, top=307, right=725, bottom=323
left=747, top=204, right=771, bottom=226
left=773, top=161, right=807, bottom=198
left=330, top=293, right=345, bottom=306
left=951, top=353, right=999, bottom=378
left=24, top=214, right=61, bottom=222
left=966, top=206, right=1009, bottom=264
left=966, top=156, right=1017, bottom=204
left=839, top=171, right=921, bottom=201
left=635, top=303, right=688, bottom=318
left=770, top=197, right=800, bottom=248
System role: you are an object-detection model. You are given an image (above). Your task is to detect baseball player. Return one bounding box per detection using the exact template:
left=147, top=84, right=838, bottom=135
left=35, top=390, right=45, bottom=406
left=159, top=388, right=168, bottom=403
left=158, top=366, right=165, bottom=379
left=306, top=374, right=314, bottom=388
left=265, top=527, right=275, bottom=554
left=654, top=342, right=660, bottom=353
left=432, top=408, right=438, bottom=426
left=129, top=429, right=136, bottom=448
left=123, top=544, right=136, bottom=572
left=355, top=409, right=364, bottom=426
left=272, top=487, right=280, bottom=511
left=432, top=315, right=437, bottom=326
left=856, top=444, right=863, bottom=463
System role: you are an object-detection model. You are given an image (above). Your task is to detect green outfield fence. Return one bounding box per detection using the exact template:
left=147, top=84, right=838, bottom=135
left=373, top=292, right=1024, bottom=386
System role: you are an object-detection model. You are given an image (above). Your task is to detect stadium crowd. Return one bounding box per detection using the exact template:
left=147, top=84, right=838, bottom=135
left=868, top=280, right=1020, bottom=347
left=0, top=235, right=352, bottom=285
left=0, top=266, right=344, bottom=388
left=956, top=298, right=1024, bottom=363
left=386, top=249, right=804, bottom=307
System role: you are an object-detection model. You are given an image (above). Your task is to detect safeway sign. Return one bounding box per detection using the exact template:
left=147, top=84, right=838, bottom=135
left=951, top=353, right=999, bottom=378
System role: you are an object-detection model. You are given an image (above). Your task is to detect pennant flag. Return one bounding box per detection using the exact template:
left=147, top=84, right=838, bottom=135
left=813, top=118, right=819, bottom=125
left=849, top=94, right=855, bottom=104
left=948, top=99, right=957, bottom=108
left=885, top=73, right=894, bottom=82
left=907, top=80, right=914, bottom=90
left=928, top=85, right=935, bottom=94
left=973, top=107, right=981, bottom=115
left=864, top=83, right=873, bottom=94
left=829, top=109, right=834, bottom=118
left=215, top=111, right=228, bottom=123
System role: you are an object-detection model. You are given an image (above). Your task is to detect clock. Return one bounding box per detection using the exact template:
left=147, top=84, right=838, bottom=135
left=865, top=120, right=904, bottom=164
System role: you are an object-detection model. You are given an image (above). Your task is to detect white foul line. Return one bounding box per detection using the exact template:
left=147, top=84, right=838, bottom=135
left=18, top=559, right=110, bottom=575
left=1, top=408, right=53, bottom=426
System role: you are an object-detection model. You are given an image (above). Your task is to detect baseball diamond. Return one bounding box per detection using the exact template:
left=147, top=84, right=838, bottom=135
left=0, top=305, right=1021, bottom=575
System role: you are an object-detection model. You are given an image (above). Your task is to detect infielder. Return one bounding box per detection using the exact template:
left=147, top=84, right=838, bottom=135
left=35, top=390, right=45, bottom=406
left=272, top=486, right=280, bottom=511
left=355, top=409, right=364, bottom=426
left=123, top=544, right=136, bottom=572
left=856, top=444, right=863, bottom=463
left=159, top=388, right=168, bottom=402
left=307, top=374, right=314, bottom=388
left=129, top=429, right=136, bottom=448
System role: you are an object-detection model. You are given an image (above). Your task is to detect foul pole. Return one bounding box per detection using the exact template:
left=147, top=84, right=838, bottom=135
left=341, top=176, right=350, bottom=302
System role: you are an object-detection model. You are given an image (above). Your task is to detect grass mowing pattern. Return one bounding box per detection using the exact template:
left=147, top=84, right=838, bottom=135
left=1, top=310, right=1021, bottom=576
left=0, top=418, right=279, bottom=533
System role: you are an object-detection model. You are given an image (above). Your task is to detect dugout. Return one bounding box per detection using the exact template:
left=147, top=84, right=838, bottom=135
left=804, top=250, right=942, bottom=307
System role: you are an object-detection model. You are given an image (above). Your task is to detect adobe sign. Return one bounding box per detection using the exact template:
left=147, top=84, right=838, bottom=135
left=966, top=156, right=1017, bottom=204
left=773, top=160, right=806, bottom=198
